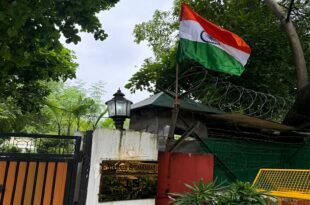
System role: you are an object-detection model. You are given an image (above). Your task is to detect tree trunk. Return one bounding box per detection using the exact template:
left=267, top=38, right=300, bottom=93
left=57, top=123, right=61, bottom=135
left=264, top=0, right=310, bottom=127
left=282, top=84, right=310, bottom=127
left=77, top=117, right=80, bottom=131
left=67, top=123, right=71, bottom=136
left=264, top=0, right=309, bottom=89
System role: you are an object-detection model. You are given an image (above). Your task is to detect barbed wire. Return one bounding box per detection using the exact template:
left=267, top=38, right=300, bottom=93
left=168, top=66, right=294, bottom=122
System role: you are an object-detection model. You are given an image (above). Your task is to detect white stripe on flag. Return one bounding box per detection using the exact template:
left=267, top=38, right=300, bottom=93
left=179, top=20, right=250, bottom=66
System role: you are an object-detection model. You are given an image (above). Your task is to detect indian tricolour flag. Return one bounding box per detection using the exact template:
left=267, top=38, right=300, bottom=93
left=177, top=3, right=251, bottom=76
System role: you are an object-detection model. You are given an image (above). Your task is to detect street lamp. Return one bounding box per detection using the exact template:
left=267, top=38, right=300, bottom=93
left=105, top=89, right=132, bottom=130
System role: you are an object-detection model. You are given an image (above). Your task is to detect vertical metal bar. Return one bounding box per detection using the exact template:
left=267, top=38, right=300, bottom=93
left=40, top=162, right=49, bottom=205
left=21, top=161, right=30, bottom=205
left=253, top=169, right=263, bottom=186
left=63, top=161, right=73, bottom=205
left=30, top=162, right=39, bottom=205
left=175, top=63, right=179, bottom=103
left=74, top=137, right=81, bottom=160
left=166, top=64, right=180, bottom=147
left=69, top=161, right=79, bottom=204
left=277, top=197, right=283, bottom=205
left=67, top=136, right=81, bottom=204
left=10, top=161, right=20, bottom=205
left=50, top=162, right=58, bottom=205
left=78, top=131, right=93, bottom=205
left=0, top=161, right=10, bottom=205
left=166, top=105, right=180, bottom=149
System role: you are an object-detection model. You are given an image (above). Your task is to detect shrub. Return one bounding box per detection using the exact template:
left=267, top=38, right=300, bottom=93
left=170, top=180, right=267, bottom=205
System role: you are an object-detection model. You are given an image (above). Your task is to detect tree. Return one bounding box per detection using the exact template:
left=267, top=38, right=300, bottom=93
left=0, top=80, right=116, bottom=134
left=0, top=0, right=119, bottom=112
left=43, top=81, right=107, bottom=135
left=263, top=0, right=310, bottom=126
left=0, top=100, right=20, bottom=132
left=0, top=47, right=77, bottom=112
left=0, top=97, right=52, bottom=133
left=126, top=0, right=310, bottom=120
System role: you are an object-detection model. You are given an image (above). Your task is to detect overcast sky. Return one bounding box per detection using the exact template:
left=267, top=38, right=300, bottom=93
left=65, top=0, right=174, bottom=103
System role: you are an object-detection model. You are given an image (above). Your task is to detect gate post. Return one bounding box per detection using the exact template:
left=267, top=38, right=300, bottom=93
left=77, top=130, right=93, bottom=205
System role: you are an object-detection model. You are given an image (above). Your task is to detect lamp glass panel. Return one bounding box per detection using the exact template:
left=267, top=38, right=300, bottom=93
left=126, top=103, right=131, bottom=116
left=107, top=101, right=115, bottom=117
left=116, top=100, right=127, bottom=116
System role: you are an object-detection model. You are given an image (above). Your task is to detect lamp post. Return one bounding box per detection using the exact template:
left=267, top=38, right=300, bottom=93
left=105, top=89, right=132, bottom=130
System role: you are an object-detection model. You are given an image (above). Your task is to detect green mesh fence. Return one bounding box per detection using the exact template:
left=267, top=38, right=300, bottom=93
left=201, top=137, right=310, bottom=183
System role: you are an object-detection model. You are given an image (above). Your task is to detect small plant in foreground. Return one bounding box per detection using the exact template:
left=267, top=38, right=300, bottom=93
left=220, top=181, right=267, bottom=205
left=170, top=180, right=267, bottom=205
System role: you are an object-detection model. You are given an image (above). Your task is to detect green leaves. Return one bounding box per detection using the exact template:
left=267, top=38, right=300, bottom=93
left=127, top=0, right=310, bottom=120
left=43, top=81, right=108, bottom=135
left=0, top=46, right=77, bottom=112
left=133, top=10, right=178, bottom=60
left=7, top=27, right=18, bottom=37
left=221, top=181, right=267, bottom=205
left=170, top=179, right=224, bottom=205
left=170, top=180, right=268, bottom=205
left=0, top=0, right=119, bottom=112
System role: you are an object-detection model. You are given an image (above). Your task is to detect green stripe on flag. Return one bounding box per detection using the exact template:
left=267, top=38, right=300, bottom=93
left=177, top=38, right=245, bottom=76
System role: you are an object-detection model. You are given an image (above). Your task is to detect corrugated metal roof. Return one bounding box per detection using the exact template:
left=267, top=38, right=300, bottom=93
left=207, top=113, right=296, bottom=131
left=131, top=92, right=222, bottom=114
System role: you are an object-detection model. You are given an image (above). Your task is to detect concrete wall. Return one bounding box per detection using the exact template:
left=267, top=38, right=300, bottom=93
left=86, top=128, right=158, bottom=205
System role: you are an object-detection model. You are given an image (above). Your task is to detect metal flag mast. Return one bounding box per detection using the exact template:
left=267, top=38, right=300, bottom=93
left=166, top=63, right=180, bottom=150
left=166, top=4, right=182, bottom=150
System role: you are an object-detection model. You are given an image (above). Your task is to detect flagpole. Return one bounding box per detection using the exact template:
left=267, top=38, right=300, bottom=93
left=165, top=3, right=182, bottom=151
left=166, top=63, right=180, bottom=151
left=175, top=63, right=179, bottom=104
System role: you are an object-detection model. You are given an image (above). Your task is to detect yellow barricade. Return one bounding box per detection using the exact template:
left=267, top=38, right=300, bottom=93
left=253, top=169, right=310, bottom=204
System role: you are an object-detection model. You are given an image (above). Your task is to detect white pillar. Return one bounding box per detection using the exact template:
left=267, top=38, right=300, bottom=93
left=86, top=128, right=158, bottom=205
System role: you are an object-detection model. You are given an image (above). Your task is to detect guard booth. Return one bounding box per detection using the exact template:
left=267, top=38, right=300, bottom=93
left=129, top=91, right=310, bottom=185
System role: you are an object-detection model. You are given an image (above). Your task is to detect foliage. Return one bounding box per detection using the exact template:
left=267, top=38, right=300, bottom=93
left=0, top=0, right=119, bottom=111
left=36, top=138, right=73, bottom=154
left=170, top=180, right=268, bottom=205
left=0, top=81, right=100, bottom=134
left=43, top=81, right=107, bottom=135
left=100, top=118, right=116, bottom=129
left=126, top=0, right=310, bottom=119
left=170, top=179, right=224, bottom=205
left=0, top=100, right=19, bottom=132
left=0, top=46, right=77, bottom=112
left=0, top=98, right=52, bottom=133
left=134, top=10, right=178, bottom=60
left=0, top=145, right=22, bottom=153
left=221, top=181, right=267, bottom=205
left=0, top=80, right=121, bottom=134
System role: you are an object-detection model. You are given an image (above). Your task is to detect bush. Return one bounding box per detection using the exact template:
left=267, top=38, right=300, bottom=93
left=170, top=180, right=267, bottom=205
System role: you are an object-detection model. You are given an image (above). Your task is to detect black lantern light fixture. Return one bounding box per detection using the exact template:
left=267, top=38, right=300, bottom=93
left=105, top=89, right=132, bottom=130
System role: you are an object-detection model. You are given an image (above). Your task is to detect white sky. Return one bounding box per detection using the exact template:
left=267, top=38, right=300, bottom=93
left=65, top=0, right=174, bottom=103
